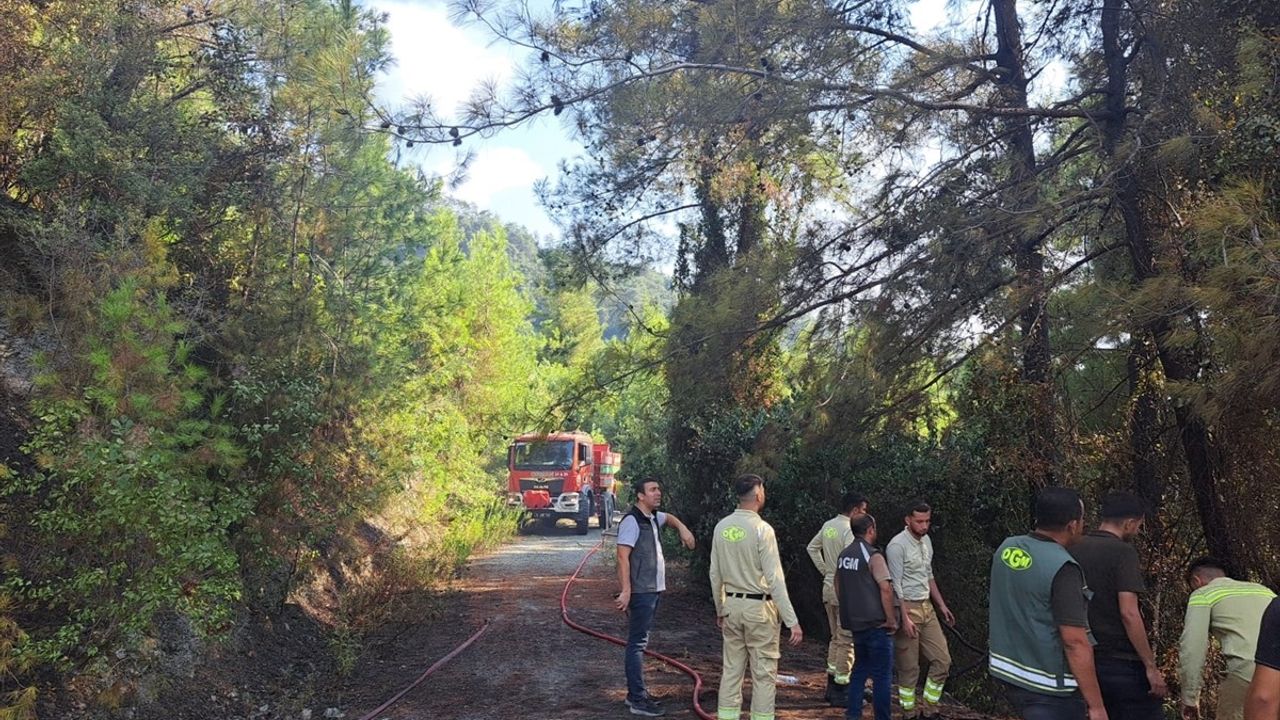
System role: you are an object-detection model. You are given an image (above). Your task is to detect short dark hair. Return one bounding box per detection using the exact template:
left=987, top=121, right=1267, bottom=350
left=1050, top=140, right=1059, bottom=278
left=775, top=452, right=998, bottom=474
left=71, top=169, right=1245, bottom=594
left=734, top=474, right=764, bottom=498
left=906, top=499, right=932, bottom=516
left=851, top=513, right=876, bottom=537
left=1187, top=556, right=1228, bottom=584
left=840, top=491, right=867, bottom=514
left=633, top=477, right=660, bottom=496
left=1100, top=491, right=1146, bottom=521
left=1034, top=487, right=1084, bottom=531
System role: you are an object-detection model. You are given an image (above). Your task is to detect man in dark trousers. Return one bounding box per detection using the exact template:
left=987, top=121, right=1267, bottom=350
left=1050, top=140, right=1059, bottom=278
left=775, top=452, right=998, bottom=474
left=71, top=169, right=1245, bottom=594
left=989, top=486, right=1107, bottom=720
left=1070, top=491, right=1167, bottom=720
left=615, top=477, right=696, bottom=717
left=835, top=513, right=897, bottom=720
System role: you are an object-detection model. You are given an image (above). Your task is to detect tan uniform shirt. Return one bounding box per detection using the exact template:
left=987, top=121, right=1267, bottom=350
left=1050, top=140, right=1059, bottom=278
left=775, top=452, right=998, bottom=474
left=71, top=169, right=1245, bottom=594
left=885, top=529, right=934, bottom=602
left=806, top=514, right=854, bottom=604
left=1178, top=577, right=1276, bottom=706
left=710, top=509, right=800, bottom=628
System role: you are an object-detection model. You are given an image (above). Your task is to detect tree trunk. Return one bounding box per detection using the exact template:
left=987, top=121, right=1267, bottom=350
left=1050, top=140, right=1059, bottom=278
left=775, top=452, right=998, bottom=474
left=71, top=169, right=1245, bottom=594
left=992, top=0, right=1057, bottom=488
left=1100, top=0, right=1241, bottom=571
left=1126, top=334, right=1163, bottom=527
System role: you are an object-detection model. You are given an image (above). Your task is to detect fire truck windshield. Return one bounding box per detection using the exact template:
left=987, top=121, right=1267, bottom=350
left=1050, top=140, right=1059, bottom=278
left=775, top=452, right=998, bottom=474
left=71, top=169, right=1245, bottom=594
left=512, top=440, right=574, bottom=470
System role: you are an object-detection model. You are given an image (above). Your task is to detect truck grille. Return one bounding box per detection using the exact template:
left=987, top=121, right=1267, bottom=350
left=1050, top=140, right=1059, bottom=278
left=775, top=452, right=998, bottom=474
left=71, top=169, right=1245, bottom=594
left=519, top=479, right=564, bottom=496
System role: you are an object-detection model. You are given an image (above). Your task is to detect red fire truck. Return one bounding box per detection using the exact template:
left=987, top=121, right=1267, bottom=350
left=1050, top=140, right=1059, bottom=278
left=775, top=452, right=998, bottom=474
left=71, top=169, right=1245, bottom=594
left=506, top=431, right=620, bottom=534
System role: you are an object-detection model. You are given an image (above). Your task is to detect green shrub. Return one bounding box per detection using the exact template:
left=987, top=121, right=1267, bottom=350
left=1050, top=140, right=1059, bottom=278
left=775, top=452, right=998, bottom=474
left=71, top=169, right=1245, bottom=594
left=5, top=279, right=248, bottom=667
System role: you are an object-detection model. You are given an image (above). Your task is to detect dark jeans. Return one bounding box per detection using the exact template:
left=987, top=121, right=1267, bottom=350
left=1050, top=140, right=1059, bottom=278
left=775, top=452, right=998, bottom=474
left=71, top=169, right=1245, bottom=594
left=847, top=627, right=894, bottom=720
left=626, top=592, right=661, bottom=702
left=1095, top=655, right=1163, bottom=720
left=1002, top=681, right=1087, bottom=720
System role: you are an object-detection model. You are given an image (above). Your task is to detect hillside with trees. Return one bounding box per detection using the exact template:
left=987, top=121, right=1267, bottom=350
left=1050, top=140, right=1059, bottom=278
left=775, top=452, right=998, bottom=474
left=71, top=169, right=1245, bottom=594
left=2, top=0, right=1279, bottom=717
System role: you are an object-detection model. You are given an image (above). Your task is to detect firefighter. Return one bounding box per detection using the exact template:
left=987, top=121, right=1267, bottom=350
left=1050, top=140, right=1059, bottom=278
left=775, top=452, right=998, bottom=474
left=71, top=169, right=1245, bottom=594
left=886, top=500, right=953, bottom=720
left=806, top=491, right=868, bottom=706
left=1178, top=557, right=1276, bottom=720
left=710, top=474, right=803, bottom=720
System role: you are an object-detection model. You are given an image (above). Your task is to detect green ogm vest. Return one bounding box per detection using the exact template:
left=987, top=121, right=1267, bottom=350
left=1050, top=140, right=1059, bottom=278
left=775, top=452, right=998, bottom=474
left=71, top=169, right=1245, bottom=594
left=988, top=534, right=1085, bottom=695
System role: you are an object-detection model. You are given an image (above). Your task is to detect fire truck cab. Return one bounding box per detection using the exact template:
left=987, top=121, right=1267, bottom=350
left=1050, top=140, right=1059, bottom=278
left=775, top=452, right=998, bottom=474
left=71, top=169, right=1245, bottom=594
left=506, top=431, right=619, bottom=535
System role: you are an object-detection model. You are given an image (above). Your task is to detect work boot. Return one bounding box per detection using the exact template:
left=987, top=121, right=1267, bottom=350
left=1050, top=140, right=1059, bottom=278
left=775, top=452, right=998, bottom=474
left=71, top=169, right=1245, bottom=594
left=826, top=676, right=849, bottom=708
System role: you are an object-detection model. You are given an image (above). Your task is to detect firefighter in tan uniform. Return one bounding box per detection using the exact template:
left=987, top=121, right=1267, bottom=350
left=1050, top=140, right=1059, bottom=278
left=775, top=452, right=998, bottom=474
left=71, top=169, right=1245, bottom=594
left=806, top=491, right=868, bottom=706
left=710, top=474, right=804, bottom=720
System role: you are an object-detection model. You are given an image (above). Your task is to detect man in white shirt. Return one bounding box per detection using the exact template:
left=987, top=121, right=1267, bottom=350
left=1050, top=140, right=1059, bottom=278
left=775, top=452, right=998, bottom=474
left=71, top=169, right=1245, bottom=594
left=615, top=477, right=695, bottom=717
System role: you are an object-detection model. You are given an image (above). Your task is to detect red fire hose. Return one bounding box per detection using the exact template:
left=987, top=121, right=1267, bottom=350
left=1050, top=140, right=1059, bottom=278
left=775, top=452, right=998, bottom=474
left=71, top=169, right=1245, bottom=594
left=356, top=535, right=715, bottom=720
left=560, top=537, right=716, bottom=720
left=355, top=620, right=490, bottom=720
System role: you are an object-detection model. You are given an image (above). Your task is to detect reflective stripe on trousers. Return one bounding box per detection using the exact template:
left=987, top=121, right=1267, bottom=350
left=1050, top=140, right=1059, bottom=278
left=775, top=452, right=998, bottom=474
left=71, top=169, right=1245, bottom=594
left=899, top=686, right=917, bottom=710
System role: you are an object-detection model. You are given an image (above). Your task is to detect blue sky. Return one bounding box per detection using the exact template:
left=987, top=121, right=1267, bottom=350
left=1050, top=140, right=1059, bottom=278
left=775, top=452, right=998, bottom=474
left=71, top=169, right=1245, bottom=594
left=370, top=0, right=575, bottom=239
left=369, top=0, right=961, bottom=241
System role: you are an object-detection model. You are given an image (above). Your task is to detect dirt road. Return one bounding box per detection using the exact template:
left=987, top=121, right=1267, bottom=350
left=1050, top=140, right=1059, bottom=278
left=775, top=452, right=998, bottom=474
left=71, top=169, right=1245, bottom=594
left=328, top=517, right=995, bottom=720
left=338, top=520, right=711, bottom=719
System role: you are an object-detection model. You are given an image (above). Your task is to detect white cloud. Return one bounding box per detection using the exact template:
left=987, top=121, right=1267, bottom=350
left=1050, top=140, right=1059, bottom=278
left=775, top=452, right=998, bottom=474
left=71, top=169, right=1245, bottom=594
left=372, top=0, right=513, bottom=118
left=452, top=147, right=546, bottom=207
left=910, top=0, right=950, bottom=33
left=372, top=1, right=569, bottom=237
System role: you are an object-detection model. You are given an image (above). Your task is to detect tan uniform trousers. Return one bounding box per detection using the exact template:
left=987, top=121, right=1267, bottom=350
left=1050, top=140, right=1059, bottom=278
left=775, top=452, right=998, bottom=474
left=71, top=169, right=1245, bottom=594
left=718, top=596, right=781, bottom=720
left=1217, top=673, right=1250, bottom=720
left=894, top=600, right=952, bottom=716
left=824, top=601, right=854, bottom=683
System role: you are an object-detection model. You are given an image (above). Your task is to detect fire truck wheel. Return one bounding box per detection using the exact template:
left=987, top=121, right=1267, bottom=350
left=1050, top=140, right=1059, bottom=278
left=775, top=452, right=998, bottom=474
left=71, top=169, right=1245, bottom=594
left=575, top=496, right=591, bottom=535
left=517, top=513, right=549, bottom=535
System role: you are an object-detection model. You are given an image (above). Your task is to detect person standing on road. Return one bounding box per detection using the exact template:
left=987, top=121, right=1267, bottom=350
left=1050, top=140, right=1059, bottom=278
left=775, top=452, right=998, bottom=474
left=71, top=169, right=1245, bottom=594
left=835, top=513, right=898, bottom=720
left=1178, top=557, right=1276, bottom=720
left=988, top=486, right=1108, bottom=720
left=1068, top=491, right=1167, bottom=720
left=806, top=491, right=868, bottom=707
left=615, top=477, right=696, bottom=717
left=1246, top=597, right=1280, bottom=720
left=886, top=500, right=953, bottom=720
left=710, top=474, right=803, bottom=720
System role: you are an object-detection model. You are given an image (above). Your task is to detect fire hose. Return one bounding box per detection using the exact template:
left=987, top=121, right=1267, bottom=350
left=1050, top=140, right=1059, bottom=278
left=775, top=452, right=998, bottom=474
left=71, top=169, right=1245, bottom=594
left=561, top=536, right=717, bottom=720
left=942, top=620, right=990, bottom=681
left=355, top=620, right=491, bottom=720
left=353, top=535, right=714, bottom=720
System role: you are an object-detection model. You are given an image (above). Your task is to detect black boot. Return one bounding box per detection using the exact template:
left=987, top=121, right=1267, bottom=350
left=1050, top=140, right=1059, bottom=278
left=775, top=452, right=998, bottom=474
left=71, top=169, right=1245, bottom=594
left=825, top=675, right=849, bottom=707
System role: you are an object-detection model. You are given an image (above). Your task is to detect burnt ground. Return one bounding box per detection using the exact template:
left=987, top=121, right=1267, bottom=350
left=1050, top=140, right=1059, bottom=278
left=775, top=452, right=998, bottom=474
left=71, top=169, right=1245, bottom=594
left=39, top=516, right=998, bottom=719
